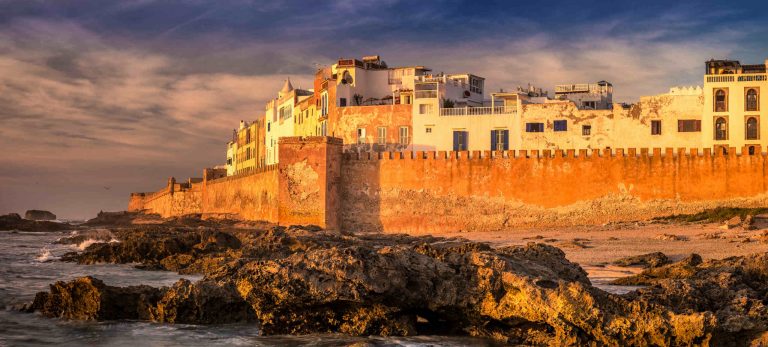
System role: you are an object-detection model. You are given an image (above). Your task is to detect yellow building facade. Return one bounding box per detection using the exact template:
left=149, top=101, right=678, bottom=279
left=703, top=59, right=768, bottom=154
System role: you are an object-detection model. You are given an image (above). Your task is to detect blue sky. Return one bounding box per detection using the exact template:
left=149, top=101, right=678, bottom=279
left=1, top=0, right=767, bottom=218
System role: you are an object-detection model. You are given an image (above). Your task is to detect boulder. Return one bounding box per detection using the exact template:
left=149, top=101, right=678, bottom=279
left=24, top=210, right=56, bottom=221
left=21, top=276, right=161, bottom=320
left=612, top=252, right=671, bottom=268
left=721, top=216, right=742, bottom=230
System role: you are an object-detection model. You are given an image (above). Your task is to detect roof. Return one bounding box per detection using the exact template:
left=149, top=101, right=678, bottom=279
left=279, top=78, right=294, bottom=96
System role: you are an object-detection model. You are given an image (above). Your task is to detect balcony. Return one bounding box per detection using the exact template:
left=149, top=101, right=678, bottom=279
left=439, top=106, right=516, bottom=116
left=415, top=90, right=437, bottom=99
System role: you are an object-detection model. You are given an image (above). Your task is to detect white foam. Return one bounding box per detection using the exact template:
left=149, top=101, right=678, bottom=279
left=76, top=238, right=119, bottom=251
left=35, top=247, right=57, bottom=262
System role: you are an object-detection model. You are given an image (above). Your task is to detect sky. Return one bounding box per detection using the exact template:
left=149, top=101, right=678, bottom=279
left=1, top=0, right=768, bottom=219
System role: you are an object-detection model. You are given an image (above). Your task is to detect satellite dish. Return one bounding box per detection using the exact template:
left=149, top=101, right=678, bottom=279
left=463, top=90, right=471, bottom=98
left=342, top=71, right=353, bottom=85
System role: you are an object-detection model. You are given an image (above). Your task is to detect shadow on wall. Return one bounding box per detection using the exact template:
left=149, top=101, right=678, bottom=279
left=340, top=151, right=383, bottom=233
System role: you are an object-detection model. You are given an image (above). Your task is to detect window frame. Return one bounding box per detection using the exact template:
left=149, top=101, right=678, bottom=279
left=651, top=120, right=662, bottom=135
left=582, top=124, right=592, bottom=136
left=377, top=126, right=387, bottom=145
left=714, top=116, right=729, bottom=141
left=357, top=127, right=366, bottom=144
left=553, top=120, right=567, bottom=132
left=746, top=116, right=759, bottom=140
left=525, top=122, right=544, bottom=133
left=677, top=119, right=701, bottom=132
left=398, top=126, right=410, bottom=146
left=714, top=88, right=728, bottom=112
left=746, top=88, right=759, bottom=112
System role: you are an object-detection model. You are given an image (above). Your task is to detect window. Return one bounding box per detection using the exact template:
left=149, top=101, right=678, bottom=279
left=553, top=120, right=567, bottom=132
left=453, top=131, right=468, bottom=151
left=321, top=92, right=329, bottom=116
left=746, top=117, right=759, bottom=140
left=490, top=129, right=509, bottom=150
left=340, top=98, right=347, bottom=107
left=279, top=106, right=291, bottom=120
left=425, top=127, right=432, bottom=133
left=377, top=127, right=387, bottom=145
left=419, top=104, right=433, bottom=114
left=357, top=128, right=366, bottom=144
left=651, top=120, right=662, bottom=135
left=746, top=89, right=759, bottom=111
left=267, top=122, right=271, bottom=132
left=399, top=126, right=409, bottom=146
left=715, top=89, right=727, bottom=112
left=246, top=148, right=251, bottom=160
left=715, top=117, right=728, bottom=140
left=525, top=123, right=544, bottom=132
left=677, top=120, right=701, bottom=132
left=582, top=125, right=591, bottom=136
left=246, top=130, right=251, bottom=144
left=582, top=101, right=596, bottom=109
left=749, top=146, right=756, bottom=155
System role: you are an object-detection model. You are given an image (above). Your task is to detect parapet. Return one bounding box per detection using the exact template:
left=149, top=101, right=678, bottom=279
left=342, top=146, right=766, bottom=162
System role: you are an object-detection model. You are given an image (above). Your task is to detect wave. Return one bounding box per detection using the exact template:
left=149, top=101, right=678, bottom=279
left=35, top=247, right=57, bottom=263
left=76, top=238, right=119, bottom=251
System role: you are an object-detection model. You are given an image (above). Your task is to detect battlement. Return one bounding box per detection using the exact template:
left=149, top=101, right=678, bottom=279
left=342, top=146, right=764, bottom=161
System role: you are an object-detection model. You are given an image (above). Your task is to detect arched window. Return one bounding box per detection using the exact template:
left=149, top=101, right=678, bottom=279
left=715, top=89, right=727, bottom=112
left=746, top=89, right=759, bottom=111
left=746, top=117, right=759, bottom=140
left=715, top=117, right=728, bottom=140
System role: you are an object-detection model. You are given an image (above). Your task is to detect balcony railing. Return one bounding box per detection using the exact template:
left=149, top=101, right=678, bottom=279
left=415, top=90, right=437, bottom=99
left=439, top=106, right=516, bottom=116
left=706, top=74, right=767, bottom=83
left=737, top=74, right=767, bottom=82
left=706, top=75, right=735, bottom=83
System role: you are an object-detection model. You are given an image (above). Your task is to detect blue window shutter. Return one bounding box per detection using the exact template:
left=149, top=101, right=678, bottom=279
left=463, top=131, right=468, bottom=150
left=453, top=131, right=459, bottom=151
left=503, top=130, right=509, bottom=150
left=490, top=130, right=497, bottom=150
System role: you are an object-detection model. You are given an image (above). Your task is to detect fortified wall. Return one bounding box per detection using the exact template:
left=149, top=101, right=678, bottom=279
left=129, top=137, right=768, bottom=232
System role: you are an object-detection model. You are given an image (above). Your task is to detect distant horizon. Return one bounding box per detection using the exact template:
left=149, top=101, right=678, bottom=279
left=2, top=0, right=767, bottom=219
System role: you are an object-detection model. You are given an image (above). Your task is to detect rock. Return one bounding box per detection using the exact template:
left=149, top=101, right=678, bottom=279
left=147, top=279, right=255, bottom=324
left=24, top=210, right=56, bottom=221
left=33, top=225, right=735, bottom=345
left=55, top=229, right=116, bottom=246
left=615, top=253, right=768, bottom=344
left=21, top=276, right=161, bottom=320
left=0, top=213, right=71, bottom=232
left=743, top=215, right=756, bottom=230
left=84, top=211, right=142, bottom=226
left=612, top=252, right=670, bottom=268
left=654, top=233, right=689, bottom=241
left=721, top=216, right=743, bottom=230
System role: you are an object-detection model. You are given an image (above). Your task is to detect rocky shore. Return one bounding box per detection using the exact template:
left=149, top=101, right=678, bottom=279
left=0, top=213, right=71, bottom=232
left=17, top=218, right=768, bottom=346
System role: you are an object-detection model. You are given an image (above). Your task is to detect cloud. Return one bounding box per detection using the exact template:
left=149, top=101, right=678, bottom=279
left=0, top=0, right=766, bottom=218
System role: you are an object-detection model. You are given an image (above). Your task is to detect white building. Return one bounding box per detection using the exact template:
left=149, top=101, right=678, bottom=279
left=554, top=81, right=613, bottom=109
left=264, top=78, right=312, bottom=165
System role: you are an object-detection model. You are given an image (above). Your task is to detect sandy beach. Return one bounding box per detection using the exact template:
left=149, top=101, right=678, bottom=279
left=431, top=221, right=768, bottom=287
